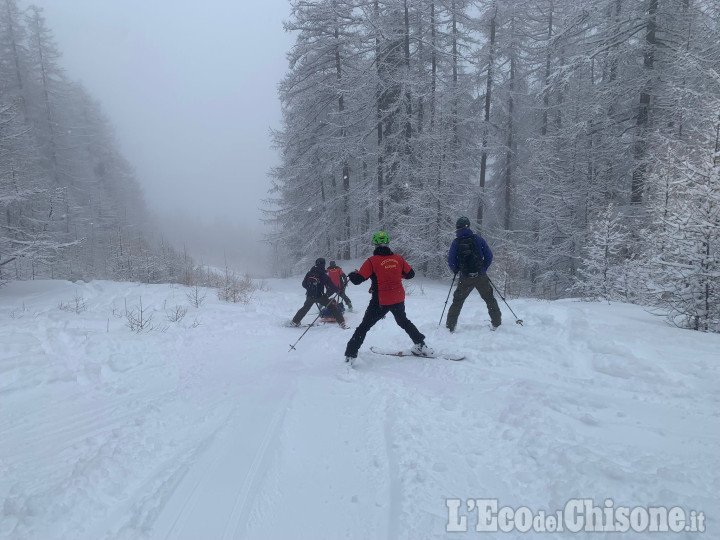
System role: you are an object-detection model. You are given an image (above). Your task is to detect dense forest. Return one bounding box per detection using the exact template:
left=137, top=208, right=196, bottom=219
left=0, top=2, right=202, bottom=285
left=267, top=0, right=720, bottom=331
left=2, top=1, right=717, bottom=331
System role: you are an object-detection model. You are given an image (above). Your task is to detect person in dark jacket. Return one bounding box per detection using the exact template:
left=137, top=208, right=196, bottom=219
left=327, top=261, right=353, bottom=311
left=446, top=217, right=502, bottom=331
left=344, top=231, right=433, bottom=362
left=290, top=258, right=348, bottom=327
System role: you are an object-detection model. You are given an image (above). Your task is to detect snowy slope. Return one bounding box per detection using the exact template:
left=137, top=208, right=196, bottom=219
left=0, top=277, right=718, bottom=539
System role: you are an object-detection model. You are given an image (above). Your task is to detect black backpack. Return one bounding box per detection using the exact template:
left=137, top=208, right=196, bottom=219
left=457, top=235, right=483, bottom=275
left=305, top=275, right=322, bottom=298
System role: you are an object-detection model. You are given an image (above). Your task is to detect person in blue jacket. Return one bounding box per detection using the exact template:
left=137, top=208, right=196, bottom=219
left=446, top=217, right=502, bottom=331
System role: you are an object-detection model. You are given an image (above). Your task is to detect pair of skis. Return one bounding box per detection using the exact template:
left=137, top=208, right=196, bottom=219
left=344, top=347, right=465, bottom=368
left=288, top=321, right=351, bottom=328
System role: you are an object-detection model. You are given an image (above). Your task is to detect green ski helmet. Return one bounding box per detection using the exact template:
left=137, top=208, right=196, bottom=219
left=455, top=216, right=471, bottom=229
left=372, top=230, right=390, bottom=245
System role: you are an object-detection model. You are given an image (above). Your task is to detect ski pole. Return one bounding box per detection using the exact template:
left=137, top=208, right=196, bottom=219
left=289, top=293, right=341, bottom=352
left=289, top=308, right=324, bottom=351
left=438, top=272, right=458, bottom=326
left=487, top=277, right=523, bottom=326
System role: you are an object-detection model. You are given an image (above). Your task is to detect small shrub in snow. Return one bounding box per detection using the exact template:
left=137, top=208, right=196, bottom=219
left=110, top=303, right=123, bottom=319
left=58, top=291, right=87, bottom=314
left=124, top=297, right=155, bottom=333
left=186, top=284, right=207, bottom=308
left=166, top=304, right=188, bottom=323
left=188, top=317, right=201, bottom=329
left=217, top=271, right=258, bottom=304
left=9, top=302, right=29, bottom=319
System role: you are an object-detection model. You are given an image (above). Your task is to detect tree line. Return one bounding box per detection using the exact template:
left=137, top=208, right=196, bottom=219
left=1, top=1, right=205, bottom=286
left=267, top=0, right=719, bottom=332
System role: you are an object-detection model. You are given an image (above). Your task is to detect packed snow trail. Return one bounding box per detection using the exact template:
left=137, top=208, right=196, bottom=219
left=0, top=278, right=718, bottom=539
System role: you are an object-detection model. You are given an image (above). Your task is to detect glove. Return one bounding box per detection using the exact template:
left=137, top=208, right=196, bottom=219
left=348, top=271, right=365, bottom=285
left=453, top=270, right=458, bottom=276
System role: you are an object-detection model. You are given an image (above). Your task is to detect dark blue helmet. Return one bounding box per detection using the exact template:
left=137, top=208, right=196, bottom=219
left=456, top=216, right=471, bottom=229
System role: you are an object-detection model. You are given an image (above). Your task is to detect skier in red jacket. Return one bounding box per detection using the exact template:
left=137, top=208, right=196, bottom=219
left=343, top=231, right=433, bottom=363
left=327, top=261, right=353, bottom=312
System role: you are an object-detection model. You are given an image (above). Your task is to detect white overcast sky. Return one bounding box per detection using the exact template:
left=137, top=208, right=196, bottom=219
left=30, top=0, right=293, bottom=228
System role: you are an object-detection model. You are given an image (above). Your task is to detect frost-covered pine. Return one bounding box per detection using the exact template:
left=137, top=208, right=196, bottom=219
left=645, top=137, right=720, bottom=332
left=574, top=203, right=632, bottom=302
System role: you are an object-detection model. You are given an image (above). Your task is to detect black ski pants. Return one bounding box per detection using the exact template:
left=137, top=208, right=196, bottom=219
left=337, top=287, right=352, bottom=308
left=293, top=294, right=344, bottom=325
left=446, top=274, right=501, bottom=330
left=344, top=298, right=424, bottom=358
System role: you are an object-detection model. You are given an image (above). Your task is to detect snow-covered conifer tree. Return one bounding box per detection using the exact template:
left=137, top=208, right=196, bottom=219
left=574, top=203, right=632, bottom=301
left=645, top=138, right=720, bottom=331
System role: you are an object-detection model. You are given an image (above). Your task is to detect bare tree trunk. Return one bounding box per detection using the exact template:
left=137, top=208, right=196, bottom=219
left=676, top=0, right=692, bottom=139
left=451, top=0, right=459, bottom=146
left=416, top=8, right=424, bottom=136
left=430, top=1, right=436, bottom=132
left=28, top=8, right=60, bottom=185
left=504, top=40, right=516, bottom=230
left=375, top=0, right=384, bottom=223
left=404, top=0, right=412, bottom=149
left=333, top=4, right=351, bottom=259
left=604, top=0, right=622, bottom=200
left=4, top=0, right=27, bottom=118
left=630, top=0, right=657, bottom=205
left=477, top=3, right=496, bottom=227
left=541, top=2, right=553, bottom=137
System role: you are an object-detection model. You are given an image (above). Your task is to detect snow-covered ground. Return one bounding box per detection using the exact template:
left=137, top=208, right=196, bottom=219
left=1, top=277, right=718, bottom=539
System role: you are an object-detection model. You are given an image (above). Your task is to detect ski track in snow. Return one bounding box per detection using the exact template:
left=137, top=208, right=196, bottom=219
left=0, top=278, right=718, bottom=539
